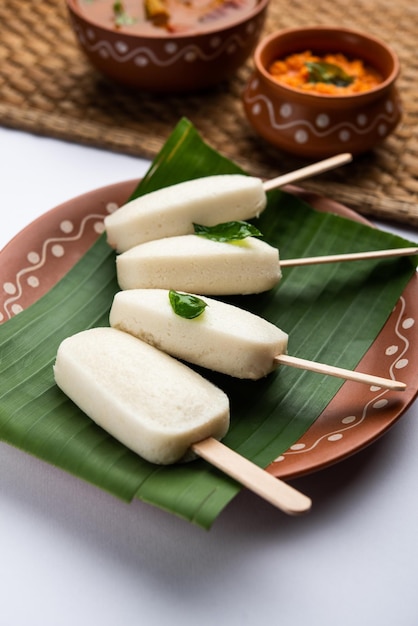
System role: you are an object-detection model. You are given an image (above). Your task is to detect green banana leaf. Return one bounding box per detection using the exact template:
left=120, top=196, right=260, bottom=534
left=0, top=118, right=416, bottom=528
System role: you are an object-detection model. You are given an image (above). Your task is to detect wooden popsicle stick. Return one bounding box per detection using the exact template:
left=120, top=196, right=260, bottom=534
left=275, top=354, right=406, bottom=391
left=262, top=153, right=352, bottom=192
left=281, top=247, right=418, bottom=267
left=192, top=437, right=311, bottom=515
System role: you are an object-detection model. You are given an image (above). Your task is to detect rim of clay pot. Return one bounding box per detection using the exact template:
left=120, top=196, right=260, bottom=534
left=254, top=26, right=400, bottom=101
left=66, top=0, right=270, bottom=41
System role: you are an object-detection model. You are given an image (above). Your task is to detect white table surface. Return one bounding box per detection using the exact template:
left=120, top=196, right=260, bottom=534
left=1, top=126, right=418, bottom=626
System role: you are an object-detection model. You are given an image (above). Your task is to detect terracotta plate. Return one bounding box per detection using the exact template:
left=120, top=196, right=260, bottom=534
left=1, top=180, right=417, bottom=479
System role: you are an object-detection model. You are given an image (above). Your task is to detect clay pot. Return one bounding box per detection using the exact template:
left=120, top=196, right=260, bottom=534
left=65, top=0, right=270, bottom=92
left=242, top=26, right=402, bottom=157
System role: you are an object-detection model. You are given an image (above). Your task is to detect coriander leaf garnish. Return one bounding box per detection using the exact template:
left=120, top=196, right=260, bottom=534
left=193, top=220, right=263, bottom=242
left=113, top=1, right=136, bottom=27
left=169, top=290, right=207, bottom=319
left=305, top=61, right=354, bottom=87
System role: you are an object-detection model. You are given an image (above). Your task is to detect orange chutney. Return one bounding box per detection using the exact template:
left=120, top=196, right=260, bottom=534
left=268, top=51, right=383, bottom=95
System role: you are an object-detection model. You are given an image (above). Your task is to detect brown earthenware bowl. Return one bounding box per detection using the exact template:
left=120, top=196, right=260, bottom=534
left=65, top=0, right=269, bottom=92
left=242, top=26, right=402, bottom=157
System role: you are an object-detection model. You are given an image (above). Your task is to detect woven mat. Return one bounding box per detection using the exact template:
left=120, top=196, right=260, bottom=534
left=1, top=0, right=418, bottom=226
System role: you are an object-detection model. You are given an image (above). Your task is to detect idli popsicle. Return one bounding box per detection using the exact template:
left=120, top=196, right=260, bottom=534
left=54, top=327, right=229, bottom=465
left=110, top=288, right=288, bottom=379
left=116, top=233, right=281, bottom=295
left=53, top=327, right=311, bottom=515
left=105, top=174, right=267, bottom=253
left=115, top=216, right=417, bottom=296
left=109, top=289, right=407, bottom=391
left=105, top=154, right=352, bottom=252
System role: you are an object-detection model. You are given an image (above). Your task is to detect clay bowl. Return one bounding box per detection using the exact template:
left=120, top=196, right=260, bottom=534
left=65, top=0, right=269, bottom=92
left=242, top=26, right=402, bottom=157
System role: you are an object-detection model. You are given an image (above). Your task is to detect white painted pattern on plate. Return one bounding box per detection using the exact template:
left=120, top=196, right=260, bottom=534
left=1, top=213, right=105, bottom=321
left=273, top=295, right=412, bottom=464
